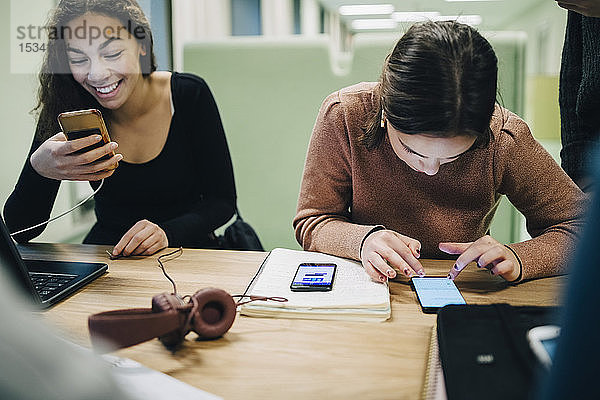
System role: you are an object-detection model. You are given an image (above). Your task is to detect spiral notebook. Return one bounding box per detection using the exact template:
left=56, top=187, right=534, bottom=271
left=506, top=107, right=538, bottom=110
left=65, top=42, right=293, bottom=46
left=240, top=248, right=391, bottom=322
left=421, top=325, right=447, bottom=400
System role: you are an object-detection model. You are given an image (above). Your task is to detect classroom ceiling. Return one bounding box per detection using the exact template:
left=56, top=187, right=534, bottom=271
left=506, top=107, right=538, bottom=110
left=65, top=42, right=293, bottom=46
left=318, top=0, right=549, bottom=32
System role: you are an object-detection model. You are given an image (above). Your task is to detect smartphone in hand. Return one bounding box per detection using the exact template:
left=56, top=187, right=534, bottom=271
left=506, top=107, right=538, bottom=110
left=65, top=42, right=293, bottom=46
left=57, top=109, right=116, bottom=168
left=290, top=263, right=337, bottom=292
left=412, top=276, right=466, bottom=313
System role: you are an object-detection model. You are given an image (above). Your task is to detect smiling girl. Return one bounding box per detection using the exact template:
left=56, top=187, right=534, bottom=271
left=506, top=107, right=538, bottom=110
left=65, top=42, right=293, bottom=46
left=294, top=21, right=587, bottom=284
left=4, top=0, right=236, bottom=256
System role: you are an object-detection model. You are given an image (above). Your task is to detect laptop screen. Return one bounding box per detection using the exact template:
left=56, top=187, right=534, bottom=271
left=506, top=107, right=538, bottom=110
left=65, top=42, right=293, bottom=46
left=0, top=215, right=39, bottom=301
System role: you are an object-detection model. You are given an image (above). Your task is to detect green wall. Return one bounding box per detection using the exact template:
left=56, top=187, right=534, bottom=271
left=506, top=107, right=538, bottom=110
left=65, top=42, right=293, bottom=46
left=526, top=75, right=560, bottom=140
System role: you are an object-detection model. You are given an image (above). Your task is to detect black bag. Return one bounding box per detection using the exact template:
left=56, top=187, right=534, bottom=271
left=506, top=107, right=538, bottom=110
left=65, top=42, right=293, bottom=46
left=217, top=207, right=264, bottom=251
left=437, top=304, right=558, bottom=400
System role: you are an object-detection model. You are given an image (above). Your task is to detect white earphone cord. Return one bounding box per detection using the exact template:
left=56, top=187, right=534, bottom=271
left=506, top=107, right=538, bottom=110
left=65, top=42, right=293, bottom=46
left=9, top=179, right=104, bottom=238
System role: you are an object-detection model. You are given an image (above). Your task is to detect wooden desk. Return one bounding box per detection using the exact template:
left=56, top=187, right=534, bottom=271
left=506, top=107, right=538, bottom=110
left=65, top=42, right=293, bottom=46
left=19, top=243, right=567, bottom=400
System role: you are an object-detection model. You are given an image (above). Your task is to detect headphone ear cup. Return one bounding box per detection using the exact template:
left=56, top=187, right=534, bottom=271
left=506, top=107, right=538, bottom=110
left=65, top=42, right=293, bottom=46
left=152, top=293, right=187, bottom=348
left=189, top=288, right=236, bottom=340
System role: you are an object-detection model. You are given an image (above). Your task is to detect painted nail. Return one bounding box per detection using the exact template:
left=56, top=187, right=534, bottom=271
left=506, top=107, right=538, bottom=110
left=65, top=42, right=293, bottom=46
left=403, top=268, right=410, bottom=276
left=386, top=269, right=394, bottom=277
left=380, top=276, right=386, bottom=282
left=418, top=269, right=425, bottom=277
left=95, top=135, right=103, bottom=141
left=110, top=142, right=118, bottom=150
left=453, top=264, right=460, bottom=271
left=447, top=274, right=454, bottom=280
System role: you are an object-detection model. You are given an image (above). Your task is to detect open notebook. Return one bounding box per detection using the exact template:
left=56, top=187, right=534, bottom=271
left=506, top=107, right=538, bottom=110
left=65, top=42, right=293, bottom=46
left=240, top=248, right=391, bottom=322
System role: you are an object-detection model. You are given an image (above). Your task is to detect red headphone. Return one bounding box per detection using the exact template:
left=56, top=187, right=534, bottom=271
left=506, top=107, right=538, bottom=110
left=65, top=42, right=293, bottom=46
left=88, top=288, right=237, bottom=351
left=88, top=249, right=286, bottom=352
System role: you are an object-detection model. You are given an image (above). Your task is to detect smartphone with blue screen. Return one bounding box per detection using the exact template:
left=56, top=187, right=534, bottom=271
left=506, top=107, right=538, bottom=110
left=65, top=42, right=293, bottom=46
left=411, top=277, right=466, bottom=313
left=290, top=263, right=336, bottom=292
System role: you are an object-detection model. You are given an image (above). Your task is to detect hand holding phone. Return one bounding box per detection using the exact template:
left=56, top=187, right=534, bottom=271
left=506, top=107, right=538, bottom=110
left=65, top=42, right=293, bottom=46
left=290, top=263, right=337, bottom=292
left=412, top=276, right=466, bottom=313
left=30, top=109, right=122, bottom=181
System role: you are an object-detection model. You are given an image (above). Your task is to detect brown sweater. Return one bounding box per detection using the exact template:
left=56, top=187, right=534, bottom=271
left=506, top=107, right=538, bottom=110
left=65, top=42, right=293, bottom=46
left=293, top=82, right=587, bottom=281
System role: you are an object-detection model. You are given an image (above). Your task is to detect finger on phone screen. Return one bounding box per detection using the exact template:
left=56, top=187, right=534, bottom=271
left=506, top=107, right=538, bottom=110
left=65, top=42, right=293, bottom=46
left=447, top=243, right=484, bottom=280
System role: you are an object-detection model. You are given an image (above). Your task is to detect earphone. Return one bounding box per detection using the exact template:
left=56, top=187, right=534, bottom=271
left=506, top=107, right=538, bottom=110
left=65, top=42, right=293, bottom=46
left=10, top=178, right=104, bottom=238
left=88, top=248, right=287, bottom=352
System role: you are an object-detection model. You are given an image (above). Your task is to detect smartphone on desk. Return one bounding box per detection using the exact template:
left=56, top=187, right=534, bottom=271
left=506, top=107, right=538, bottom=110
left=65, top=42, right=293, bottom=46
left=290, top=263, right=336, bottom=292
left=411, top=276, right=466, bottom=313
left=58, top=109, right=115, bottom=168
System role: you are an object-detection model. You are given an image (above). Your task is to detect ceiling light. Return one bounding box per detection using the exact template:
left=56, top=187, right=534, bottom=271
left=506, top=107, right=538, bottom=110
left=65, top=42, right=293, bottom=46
left=351, top=18, right=398, bottom=30
left=339, top=4, right=395, bottom=16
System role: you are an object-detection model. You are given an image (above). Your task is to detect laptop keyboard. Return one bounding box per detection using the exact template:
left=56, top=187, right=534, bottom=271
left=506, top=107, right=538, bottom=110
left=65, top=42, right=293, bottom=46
left=29, top=272, right=77, bottom=299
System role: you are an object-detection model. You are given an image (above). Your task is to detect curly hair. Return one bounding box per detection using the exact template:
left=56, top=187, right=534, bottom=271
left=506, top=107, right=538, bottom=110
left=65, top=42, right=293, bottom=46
left=34, top=0, right=157, bottom=140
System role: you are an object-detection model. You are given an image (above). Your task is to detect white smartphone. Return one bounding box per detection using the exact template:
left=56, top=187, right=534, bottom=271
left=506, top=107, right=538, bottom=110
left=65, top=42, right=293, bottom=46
left=411, top=277, right=466, bottom=313
left=527, top=325, right=561, bottom=369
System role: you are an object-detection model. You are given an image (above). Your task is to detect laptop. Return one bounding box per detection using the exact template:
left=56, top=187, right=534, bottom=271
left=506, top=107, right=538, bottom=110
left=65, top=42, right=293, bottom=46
left=0, top=214, right=107, bottom=309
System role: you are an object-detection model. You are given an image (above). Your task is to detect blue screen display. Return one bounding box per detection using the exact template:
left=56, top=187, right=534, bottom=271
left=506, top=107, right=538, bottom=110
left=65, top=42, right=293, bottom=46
left=412, top=277, right=466, bottom=308
left=292, top=264, right=335, bottom=286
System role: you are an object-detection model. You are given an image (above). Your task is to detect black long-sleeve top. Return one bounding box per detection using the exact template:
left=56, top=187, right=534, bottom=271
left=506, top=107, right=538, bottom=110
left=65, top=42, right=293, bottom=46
left=4, top=72, right=236, bottom=248
left=559, top=11, right=600, bottom=188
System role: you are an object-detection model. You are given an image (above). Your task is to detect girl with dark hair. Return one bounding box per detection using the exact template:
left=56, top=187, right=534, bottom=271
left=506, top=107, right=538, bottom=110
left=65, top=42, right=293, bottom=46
left=294, top=21, right=586, bottom=283
left=4, top=0, right=236, bottom=256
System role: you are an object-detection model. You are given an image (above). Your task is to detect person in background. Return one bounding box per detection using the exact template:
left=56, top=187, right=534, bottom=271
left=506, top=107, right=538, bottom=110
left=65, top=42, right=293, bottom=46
left=538, top=147, right=600, bottom=399
left=294, top=21, right=586, bottom=284
left=538, top=3, right=600, bottom=397
left=556, top=0, right=600, bottom=191
left=3, top=0, right=235, bottom=257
